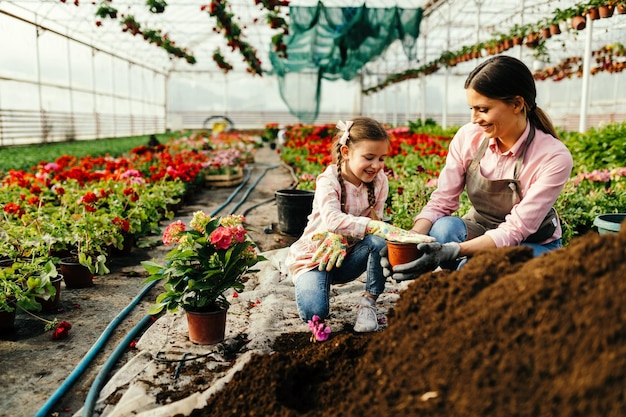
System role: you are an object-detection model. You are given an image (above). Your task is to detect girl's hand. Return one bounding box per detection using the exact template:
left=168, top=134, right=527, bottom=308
left=311, top=231, right=348, bottom=271
left=366, top=220, right=435, bottom=244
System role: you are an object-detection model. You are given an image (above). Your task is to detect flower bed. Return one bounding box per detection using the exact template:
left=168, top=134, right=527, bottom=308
left=278, top=121, right=626, bottom=245
left=0, top=131, right=255, bottom=279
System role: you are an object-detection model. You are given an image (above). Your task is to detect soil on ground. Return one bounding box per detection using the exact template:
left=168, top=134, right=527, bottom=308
left=188, top=224, right=626, bottom=417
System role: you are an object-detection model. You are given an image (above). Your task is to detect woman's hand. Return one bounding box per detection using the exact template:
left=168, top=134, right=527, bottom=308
left=381, top=242, right=461, bottom=282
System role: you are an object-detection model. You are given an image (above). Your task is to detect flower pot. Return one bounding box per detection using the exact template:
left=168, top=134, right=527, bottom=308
left=618, top=4, right=626, bottom=14
left=571, top=15, right=586, bottom=30
left=110, top=233, right=136, bottom=256
left=275, top=189, right=315, bottom=237
left=0, top=308, right=16, bottom=333
left=549, top=24, right=561, bottom=35
left=39, top=275, right=63, bottom=312
left=587, top=7, right=600, bottom=20
left=204, top=166, right=244, bottom=188
left=593, top=213, right=626, bottom=235
left=599, top=4, right=614, bottom=18
left=185, top=308, right=228, bottom=345
left=386, top=241, right=422, bottom=267
left=59, top=257, right=93, bottom=288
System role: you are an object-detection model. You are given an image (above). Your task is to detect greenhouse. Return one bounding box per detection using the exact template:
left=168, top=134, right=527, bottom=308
left=1, top=1, right=626, bottom=417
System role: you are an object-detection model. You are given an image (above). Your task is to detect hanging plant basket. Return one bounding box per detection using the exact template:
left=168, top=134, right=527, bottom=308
left=571, top=15, right=586, bottom=30
left=549, top=24, right=561, bottom=35
left=598, top=4, right=614, bottom=18
left=587, top=7, right=600, bottom=20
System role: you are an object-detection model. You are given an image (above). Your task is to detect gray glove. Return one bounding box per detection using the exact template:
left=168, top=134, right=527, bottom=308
left=382, top=242, right=461, bottom=282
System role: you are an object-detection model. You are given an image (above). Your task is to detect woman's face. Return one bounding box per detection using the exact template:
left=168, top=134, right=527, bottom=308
left=341, top=139, right=389, bottom=186
left=466, top=88, right=523, bottom=143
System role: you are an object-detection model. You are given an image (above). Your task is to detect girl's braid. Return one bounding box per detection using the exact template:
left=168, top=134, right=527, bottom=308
left=336, top=141, right=348, bottom=213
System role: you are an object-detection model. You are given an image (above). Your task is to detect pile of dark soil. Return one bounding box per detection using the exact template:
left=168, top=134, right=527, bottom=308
left=191, top=225, right=626, bottom=417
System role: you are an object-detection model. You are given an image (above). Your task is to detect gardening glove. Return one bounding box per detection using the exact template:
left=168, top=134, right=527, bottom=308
left=391, top=242, right=461, bottom=282
left=380, top=245, right=393, bottom=279
left=311, top=231, right=348, bottom=272
left=365, top=220, right=435, bottom=244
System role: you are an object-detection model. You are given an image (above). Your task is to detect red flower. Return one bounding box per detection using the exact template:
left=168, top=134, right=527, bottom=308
left=3, top=202, right=24, bottom=217
left=51, top=321, right=72, bottom=340
left=112, top=216, right=131, bottom=233
left=81, top=191, right=99, bottom=204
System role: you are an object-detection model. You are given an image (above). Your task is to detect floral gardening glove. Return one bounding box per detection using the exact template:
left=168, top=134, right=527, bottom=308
left=366, top=220, right=435, bottom=244
left=311, top=231, right=348, bottom=271
left=390, top=242, right=461, bottom=282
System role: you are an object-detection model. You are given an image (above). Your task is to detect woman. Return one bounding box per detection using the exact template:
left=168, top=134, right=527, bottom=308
left=383, top=55, right=573, bottom=281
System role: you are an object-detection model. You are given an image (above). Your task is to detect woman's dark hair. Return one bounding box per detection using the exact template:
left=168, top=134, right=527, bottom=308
left=333, top=117, right=389, bottom=216
left=464, top=55, right=559, bottom=139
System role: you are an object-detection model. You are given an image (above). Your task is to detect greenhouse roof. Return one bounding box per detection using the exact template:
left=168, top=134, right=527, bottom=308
left=2, top=0, right=625, bottom=80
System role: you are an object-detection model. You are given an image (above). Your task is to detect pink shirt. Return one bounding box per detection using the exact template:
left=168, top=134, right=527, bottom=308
left=285, top=165, right=388, bottom=281
left=417, top=122, right=573, bottom=247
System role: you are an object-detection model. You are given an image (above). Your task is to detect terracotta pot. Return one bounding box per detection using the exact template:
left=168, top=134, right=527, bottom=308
left=186, top=308, right=228, bottom=345
left=110, top=233, right=136, bottom=256
left=39, top=275, right=63, bottom=312
left=541, top=27, right=551, bottom=39
left=599, top=4, right=614, bottom=18
left=571, top=15, right=586, bottom=30
left=59, top=257, right=94, bottom=288
left=618, top=4, right=626, bottom=14
left=549, top=24, right=561, bottom=35
left=386, top=241, right=422, bottom=268
left=0, top=308, right=17, bottom=332
left=525, top=33, right=540, bottom=48
left=587, top=7, right=600, bottom=20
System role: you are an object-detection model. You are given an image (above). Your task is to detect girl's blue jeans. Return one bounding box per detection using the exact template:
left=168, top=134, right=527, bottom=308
left=294, top=235, right=387, bottom=322
left=430, top=216, right=563, bottom=270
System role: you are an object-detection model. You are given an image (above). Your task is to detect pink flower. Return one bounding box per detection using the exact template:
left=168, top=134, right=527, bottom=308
left=231, top=225, right=247, bottom=243
left=209, top=226, right=233, bottom=250
left=307, top=315, right=331, bottom=342
left=163, top=221, right=186, bottom=245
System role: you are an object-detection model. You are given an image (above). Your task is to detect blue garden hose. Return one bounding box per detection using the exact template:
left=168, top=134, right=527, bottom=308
left=34, top=280, right=159, bottom=417
left=81, top=313, right=156, bottom=417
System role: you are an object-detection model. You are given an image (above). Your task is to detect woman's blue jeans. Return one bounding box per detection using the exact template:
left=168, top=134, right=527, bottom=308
left=430, top=216, right=563, bottom=270
left=294, top=235, right=387, bottom=322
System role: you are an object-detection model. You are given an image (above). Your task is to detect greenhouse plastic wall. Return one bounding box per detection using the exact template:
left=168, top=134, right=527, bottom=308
left=0, top=8, right=166, bottom=146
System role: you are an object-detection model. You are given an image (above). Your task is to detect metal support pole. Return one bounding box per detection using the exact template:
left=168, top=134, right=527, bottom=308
left=579, top=15, right=593, bottom=133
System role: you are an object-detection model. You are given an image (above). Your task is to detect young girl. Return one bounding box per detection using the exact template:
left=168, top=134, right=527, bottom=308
left=285, top=117, right=432, bottom=332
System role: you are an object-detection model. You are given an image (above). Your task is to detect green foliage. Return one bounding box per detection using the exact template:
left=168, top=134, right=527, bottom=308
left=0, top=134, right=171, bottom=172
left=561, top=122, right=626, bottom=173
left=142, top=213, right=265, bottom=314
left=407, top=118, right=460, bottom=137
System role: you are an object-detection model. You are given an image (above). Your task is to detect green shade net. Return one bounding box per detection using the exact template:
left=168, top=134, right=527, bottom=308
left=269, top=2, right=422, bottom=123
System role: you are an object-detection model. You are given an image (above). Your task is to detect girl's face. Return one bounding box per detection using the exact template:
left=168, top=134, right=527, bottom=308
left=466, top=88, right=524, bottom=143
left=341, top=139, right=389, bottom=186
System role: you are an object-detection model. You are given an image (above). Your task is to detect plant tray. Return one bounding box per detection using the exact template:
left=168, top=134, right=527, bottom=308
left=205, top=167, right=244, bottom=188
